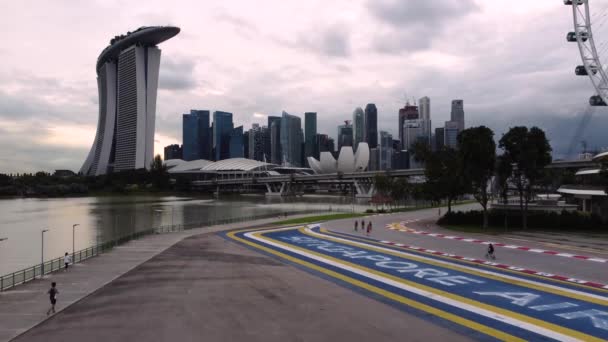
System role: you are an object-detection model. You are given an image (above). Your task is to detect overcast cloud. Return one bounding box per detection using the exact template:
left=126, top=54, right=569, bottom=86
left=0, top=0, right=607, bottom=173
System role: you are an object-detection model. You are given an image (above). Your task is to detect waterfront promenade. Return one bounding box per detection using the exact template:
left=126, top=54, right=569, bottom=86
left=0, top=213, right=323, bottom=342
left=4, top=204, right=608, bottom=341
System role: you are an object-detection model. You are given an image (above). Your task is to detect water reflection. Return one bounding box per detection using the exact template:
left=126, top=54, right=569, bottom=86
left=0, top=194, right=368, bottom=275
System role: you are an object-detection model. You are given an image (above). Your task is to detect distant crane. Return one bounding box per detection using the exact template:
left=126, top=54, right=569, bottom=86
left=565, top=106, right=595, bottom=159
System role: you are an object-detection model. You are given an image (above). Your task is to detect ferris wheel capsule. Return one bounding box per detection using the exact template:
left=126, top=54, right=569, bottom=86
left=569, top=0, right=608, bottom=106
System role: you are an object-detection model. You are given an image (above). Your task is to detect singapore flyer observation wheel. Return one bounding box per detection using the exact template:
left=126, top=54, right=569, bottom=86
left=566, top=0, right=608, bottom=106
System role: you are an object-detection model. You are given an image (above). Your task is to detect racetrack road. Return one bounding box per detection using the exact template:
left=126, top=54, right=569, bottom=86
left=228, top=225, right=608, bottom=342
left=13, top=232, right=472, bottom=342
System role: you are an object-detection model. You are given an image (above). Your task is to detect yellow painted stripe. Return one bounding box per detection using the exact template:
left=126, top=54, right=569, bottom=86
left=226, top=229, right=524, bottom=342
left=312, top=228, right=608, bottom=305
left=254, top=228, right=603, bottom=342
left=321, top=228, right=608, bottom=295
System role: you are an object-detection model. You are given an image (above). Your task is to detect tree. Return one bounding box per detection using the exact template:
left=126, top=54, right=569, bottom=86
left=495, top=154, right=512, bottom=229
left=150, top=155, right=170, bottom=190
left=411, top=140, right=432, bottom=164
left=499, top=126, right=552, bottom=229
left=458, top=126, right=496, bottom=228
left=424, top=147, right=466, bottom=213
left=390, top=177, right=410, bottom=208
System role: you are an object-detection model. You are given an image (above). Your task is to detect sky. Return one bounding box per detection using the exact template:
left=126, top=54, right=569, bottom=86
left=1, top=0, right=608, bottom=173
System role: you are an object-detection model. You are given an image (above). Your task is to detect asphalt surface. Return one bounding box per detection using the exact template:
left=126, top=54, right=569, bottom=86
left=9, top=204, right=608, bottom=341
left=14, top=233, right=473, bottom=342
left=230, top=225, right=608, bottom=341
left=322, top=206, right=608, bottom=284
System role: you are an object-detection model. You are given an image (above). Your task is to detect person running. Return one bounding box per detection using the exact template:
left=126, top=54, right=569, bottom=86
left=64, top=252, right=71, bottom=271
left=354, top=220, right=358, bottom=232
left=486, top=243, right=496, bottom=260
left=46, top=282, right=59, bottom=315
left=361, top=219, right=365, bottom=233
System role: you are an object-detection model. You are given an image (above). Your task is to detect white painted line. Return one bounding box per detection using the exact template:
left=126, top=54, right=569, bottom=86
left=304, top=229, right=608, bottom=302
left=588, top=258, right=608, bottom=263
left=248, top=228, right=583, bottom=342
left=529, top=249, right=546, bottom=253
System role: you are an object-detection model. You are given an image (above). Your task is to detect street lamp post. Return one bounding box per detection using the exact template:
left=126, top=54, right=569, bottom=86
left=154, top=209, right=163, bottom=232
left=72, top=224, right=80, bottom=262
left=41, top=229, right=49, bottom=277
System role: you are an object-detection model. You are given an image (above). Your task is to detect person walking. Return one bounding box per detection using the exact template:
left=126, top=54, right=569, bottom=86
left=366, top=221, right=372, bottom=236
left=361, top=219, right=365, bottom=233
left=64, top=252, right=71, bottom=271
left=46, top=282, right=59, bottom=315
left=354, top=220, right=358, bottom=232
left=486, top=243, right=496, bottom=260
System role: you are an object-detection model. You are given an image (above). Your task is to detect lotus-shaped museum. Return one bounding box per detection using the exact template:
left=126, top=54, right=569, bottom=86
left=307, top=143, right=369, bottom=174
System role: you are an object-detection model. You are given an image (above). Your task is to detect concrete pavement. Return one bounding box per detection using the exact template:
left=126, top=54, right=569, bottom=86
left=13, top=233, right=473, bottom=342
left=0, top=213, right=327, bottom=342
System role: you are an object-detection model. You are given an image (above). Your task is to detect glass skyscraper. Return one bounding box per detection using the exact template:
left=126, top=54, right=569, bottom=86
left=364, top=103, right=378, bottom=149
left=280, top=111, right=303, bottom=167
left=352, top=107, right=365, bottom=148
left=182, top=109, right=210, bottom=161
left=379, top=131, right=393, bottom=170
left=268, top=116, right=281, bottom=164
left=304, top=112, right=318, bottom=160
left=213, top=111, right=234, bottom=161
left=229, top=126, right=244, bottom=158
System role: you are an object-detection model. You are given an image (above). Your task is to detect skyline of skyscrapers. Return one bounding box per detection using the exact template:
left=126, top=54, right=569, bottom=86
left=168, top=96, right=465, bottom=172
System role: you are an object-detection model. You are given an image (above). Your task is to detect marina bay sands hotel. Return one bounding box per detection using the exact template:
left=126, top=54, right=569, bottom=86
left=80, top=26, right=180, bottom=176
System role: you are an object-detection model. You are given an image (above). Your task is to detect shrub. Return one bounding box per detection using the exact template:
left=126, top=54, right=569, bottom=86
left=438, top=209, right=605, bottom=231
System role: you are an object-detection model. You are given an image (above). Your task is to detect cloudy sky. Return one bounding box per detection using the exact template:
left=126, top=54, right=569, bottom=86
left=1, top=0, right=607, bottom=173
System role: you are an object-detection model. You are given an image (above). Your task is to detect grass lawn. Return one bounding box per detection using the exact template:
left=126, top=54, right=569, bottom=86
left=440, top=224, right=517, bottom=235
left=272, top=213, right=368, bottom=226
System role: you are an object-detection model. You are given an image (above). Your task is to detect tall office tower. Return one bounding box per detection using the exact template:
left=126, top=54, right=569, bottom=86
left=316, top=134, right=329, bottom=152
left=280, top=111, right=303, bottom=167
left=402, top=117, right=425, bottom=151
left=352, top=107, right=365, bottom=148
left=337, top=121, right=353, bottom=151
left=379, top=131, right=393, bottom=171
left=229, top=126, right=244, bottom=158
left=80, top=26, right=180, bottom=175
left=248, top=124, right=264, bottom=161
left=243, top=131, right=250, bottom=159
left=194, top=110, right=211, bottom=160
left=163, top=144, right=182, bottom=160
left=450, top=99, right=465, bottom=132
left=261, top=126, right=270, bottom=162
left=304, top=112, right=318, bottom=161
left=435, top=127, right=445, bottom=150
left=398, top=102, right=419, bottom=150
left=327, top=138, right=336, bottom=156
left=182, top=112, right=200, bottom=161
left=369, top=148, right=379, bottom=171
left=419, top=97, right=432, bottom=144
left=364, top=104, right=378, bottom=148
left=213, top=111, right=233, bottom=161
left=444, top=121, right=460, bottom=148
left=182, top=109, right=210, bottom=161
left=267, top=116, right=281, bottom=162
